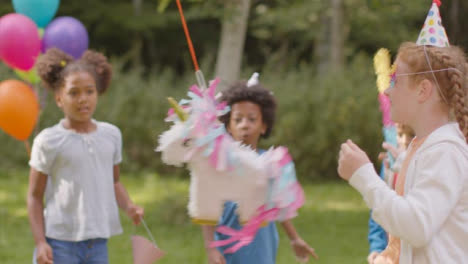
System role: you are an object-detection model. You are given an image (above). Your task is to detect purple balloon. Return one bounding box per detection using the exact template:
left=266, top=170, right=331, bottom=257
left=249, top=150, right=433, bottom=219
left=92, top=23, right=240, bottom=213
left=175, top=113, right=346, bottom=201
left=42, top=16, right=88, bottom=59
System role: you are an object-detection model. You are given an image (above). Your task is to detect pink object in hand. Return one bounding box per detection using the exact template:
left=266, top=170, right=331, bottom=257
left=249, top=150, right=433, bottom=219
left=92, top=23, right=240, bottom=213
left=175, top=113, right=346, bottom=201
left=131, top=235, right=165, bottom=264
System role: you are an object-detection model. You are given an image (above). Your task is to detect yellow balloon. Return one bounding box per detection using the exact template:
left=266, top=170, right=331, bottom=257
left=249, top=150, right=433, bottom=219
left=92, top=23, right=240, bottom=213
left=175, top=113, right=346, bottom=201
left=14, top=68, right=41, bottom=84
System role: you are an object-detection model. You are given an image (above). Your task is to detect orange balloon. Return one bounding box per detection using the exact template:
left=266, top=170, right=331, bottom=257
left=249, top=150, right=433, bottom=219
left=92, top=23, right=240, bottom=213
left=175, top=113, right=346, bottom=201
left=0, top=80, right=39, bottom=141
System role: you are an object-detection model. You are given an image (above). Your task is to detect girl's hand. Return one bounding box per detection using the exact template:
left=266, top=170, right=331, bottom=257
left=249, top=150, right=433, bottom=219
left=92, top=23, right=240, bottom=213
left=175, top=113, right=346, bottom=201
left=206, top=247, right=226, bottom=264
left=126, top=203, right=144, bottom=225
left=291, top=237, right=319, bottom=262
left=36, top=241, right=53, bottom=264
left=338, top=139, right=371, bottom=181
left=378, top=142, right=401, bottom=169
left=382, top=142, right=400, bottom=159
left=367, top=251, right=379, bottom=264
left=378, top=152, right=390, bottom=169
left=374, top=255, right=394, bottom=264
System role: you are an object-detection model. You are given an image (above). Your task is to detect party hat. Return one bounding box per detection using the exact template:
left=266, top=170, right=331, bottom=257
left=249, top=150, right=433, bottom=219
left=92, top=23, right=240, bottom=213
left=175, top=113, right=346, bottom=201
left=416, top=0, right=449, bottom=47
left=131, top=235, right=165, bottom=264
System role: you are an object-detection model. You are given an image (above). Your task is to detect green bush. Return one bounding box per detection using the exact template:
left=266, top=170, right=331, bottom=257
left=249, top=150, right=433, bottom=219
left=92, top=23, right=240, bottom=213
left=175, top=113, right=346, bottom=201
left=0, top=55, right=383, bottom=180
left=259, top=53, right=382, bottom=181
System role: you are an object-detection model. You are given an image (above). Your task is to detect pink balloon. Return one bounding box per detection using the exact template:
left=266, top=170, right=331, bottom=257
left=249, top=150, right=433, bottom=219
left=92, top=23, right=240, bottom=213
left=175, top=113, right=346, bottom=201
left=0, top=13, right=41, bottom=71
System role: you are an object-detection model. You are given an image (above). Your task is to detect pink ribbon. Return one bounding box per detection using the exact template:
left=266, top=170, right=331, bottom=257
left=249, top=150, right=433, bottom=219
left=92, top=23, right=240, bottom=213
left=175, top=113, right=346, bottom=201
left=216, top=101, right=228, bottom=111
left=167, top=108, right=175, bottom=116
left=209, top=155, right=306, bottom=253
left=209, top=135, right=223, bottom=169
left=190, top=84, right=203, bottom=97
left=208, top=78, right=220, bottom=98
left=210, top=205, right=280, bottom=253
left=270, top=182, right=305, bottom=220
left=284, top=183, right=305, bottom=218
left=278, top=148, right=292, bottom=167
left=378, top=93, right=393, bottom=126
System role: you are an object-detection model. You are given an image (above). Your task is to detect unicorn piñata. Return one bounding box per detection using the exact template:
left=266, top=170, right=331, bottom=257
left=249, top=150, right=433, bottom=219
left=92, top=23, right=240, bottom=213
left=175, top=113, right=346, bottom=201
left=156, top=79, right=304, bottom=253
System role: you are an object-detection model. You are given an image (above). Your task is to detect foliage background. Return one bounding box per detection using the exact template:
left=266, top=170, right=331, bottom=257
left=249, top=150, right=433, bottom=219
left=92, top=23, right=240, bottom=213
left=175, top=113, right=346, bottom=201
left=1, top=0, right=467, bottom=180
left=1, top=1, right=467, bottom=263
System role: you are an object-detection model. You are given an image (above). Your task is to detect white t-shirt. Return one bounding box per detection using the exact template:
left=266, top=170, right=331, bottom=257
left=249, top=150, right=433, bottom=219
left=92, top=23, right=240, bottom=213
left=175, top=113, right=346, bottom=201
left=29, top=119, right=123, bottom=241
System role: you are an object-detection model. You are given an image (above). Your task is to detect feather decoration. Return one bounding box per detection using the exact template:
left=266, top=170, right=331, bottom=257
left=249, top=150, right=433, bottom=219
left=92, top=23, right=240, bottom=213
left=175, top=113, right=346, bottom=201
left=374, top=48, right=392, bottom=94
left=373, top=48, right=398, bottom=166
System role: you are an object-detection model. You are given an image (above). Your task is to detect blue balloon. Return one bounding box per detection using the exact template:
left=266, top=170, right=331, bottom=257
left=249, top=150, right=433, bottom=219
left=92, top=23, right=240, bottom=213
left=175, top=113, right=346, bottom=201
left=42, top=16, right=89, bottom=59
left=12, top=0, right=60, bottom=28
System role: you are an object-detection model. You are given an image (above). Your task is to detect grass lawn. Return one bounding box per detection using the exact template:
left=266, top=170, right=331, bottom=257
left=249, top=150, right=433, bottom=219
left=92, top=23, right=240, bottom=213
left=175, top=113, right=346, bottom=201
left=0, top=169, right=370, bottom=263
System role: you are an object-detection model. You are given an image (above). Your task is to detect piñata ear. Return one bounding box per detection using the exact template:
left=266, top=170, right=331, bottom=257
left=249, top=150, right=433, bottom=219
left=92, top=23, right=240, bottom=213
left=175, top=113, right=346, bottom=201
left=247, top=72, right=259, bottom=87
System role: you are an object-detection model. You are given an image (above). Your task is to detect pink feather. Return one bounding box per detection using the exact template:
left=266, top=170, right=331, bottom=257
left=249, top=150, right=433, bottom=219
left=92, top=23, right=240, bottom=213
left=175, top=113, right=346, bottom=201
left=378, top=93, right=393, bottom=126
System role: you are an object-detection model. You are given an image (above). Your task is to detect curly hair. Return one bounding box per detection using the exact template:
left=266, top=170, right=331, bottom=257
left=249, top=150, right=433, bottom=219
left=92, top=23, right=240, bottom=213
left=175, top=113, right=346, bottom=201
left=36, top=48, right=112, bottom=94
left=397, top=42, right=468, bottom=143
left=219, top=81, right=277, bottom=138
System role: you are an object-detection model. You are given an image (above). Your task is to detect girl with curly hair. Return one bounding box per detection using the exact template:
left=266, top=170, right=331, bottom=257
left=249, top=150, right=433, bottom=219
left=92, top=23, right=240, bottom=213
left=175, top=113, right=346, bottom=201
left=28, top=48, right=144, bottom=264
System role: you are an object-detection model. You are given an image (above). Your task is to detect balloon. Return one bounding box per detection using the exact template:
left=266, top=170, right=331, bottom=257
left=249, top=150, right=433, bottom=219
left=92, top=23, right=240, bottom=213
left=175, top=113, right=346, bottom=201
left=38, top=28, right=44, bottom=38
left=0, top=13, right=41, bottom=71
left=15, top=68, right=41, bottom=85
left=42, top=17, right=89, bottom=59
left=0, top=80, right=39, bottom=141
left=12, top=0, right=60, bottom=28
left=0, top=16, right=2, bottom=61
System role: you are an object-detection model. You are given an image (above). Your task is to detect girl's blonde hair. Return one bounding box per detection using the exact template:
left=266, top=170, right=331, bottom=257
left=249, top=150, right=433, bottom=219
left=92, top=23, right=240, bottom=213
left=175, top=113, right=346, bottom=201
left=397, top=42, right=468, bottom=143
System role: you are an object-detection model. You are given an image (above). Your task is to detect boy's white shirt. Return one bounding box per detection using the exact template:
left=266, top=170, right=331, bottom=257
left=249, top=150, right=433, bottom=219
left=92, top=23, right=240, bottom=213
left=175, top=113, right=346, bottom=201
left=350, top=123, right=468, bottom=264
left=29, top=119, right=123, bottom=241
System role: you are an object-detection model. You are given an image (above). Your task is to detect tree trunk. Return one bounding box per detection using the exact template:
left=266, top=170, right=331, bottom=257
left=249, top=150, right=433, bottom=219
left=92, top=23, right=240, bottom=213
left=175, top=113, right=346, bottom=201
left=330, top=0, right=344, bottom=71
left=130, top=0, right=143, bottom=66
left=215, top=0, right=252, bottom=89
left=449, top=0, right=459, bottom=44
left=314, top=0, right=344, bottom=76
left=315, top=9, right=331, bottom=76
left=133, top=0, right=143, bottom=16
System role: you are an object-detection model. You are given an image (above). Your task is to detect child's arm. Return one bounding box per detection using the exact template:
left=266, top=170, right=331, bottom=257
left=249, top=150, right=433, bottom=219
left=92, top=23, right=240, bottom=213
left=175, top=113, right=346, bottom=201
left=201, top=225, right=226, bottom=264
left=113, top=165, right=144, bottom=225
left=339, top=140, right=465, bottom=248
left=281, top=220, right=319, bottom=261
left=27, top=168, right=53, bottom=264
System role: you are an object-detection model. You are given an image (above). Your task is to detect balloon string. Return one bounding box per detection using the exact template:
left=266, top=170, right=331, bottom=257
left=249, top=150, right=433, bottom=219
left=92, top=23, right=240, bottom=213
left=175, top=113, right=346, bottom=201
left=24, top=140, right=31, bottom=158
left=34, top=83, right=42, bottom=137
left=140, top=216, right=158, bottom=247
left=176, top=0, right=200, bottom=71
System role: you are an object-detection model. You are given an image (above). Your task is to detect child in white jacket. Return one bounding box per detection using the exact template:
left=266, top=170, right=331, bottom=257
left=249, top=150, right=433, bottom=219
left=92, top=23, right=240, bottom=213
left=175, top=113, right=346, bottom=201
left=338, top=42, right=468, bottom=264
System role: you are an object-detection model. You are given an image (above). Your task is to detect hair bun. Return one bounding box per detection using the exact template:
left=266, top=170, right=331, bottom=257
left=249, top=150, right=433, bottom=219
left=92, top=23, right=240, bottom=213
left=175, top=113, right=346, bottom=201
left=35, top=48, right=74, bottom=91
left=80, top=50, right=112, bottom=94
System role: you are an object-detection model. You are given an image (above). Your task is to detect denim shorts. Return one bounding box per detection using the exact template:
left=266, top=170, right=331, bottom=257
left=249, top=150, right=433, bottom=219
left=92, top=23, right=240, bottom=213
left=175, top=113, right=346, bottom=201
left=33, top=237, right=108, bottom=264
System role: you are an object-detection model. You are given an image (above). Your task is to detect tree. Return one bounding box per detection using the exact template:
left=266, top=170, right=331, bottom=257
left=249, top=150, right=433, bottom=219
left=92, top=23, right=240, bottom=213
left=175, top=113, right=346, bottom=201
left=330, top=0, right=344, bottom=71
left=215, top=0, right=252, bottom=88
left=133, top=0, right=143, bottom=15
left=315, top=0, right=345, bottom=75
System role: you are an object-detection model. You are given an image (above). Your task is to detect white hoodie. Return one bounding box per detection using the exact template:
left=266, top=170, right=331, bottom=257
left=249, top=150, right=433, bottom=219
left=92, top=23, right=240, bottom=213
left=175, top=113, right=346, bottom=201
left=350, top=123, right=468, bottom=264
